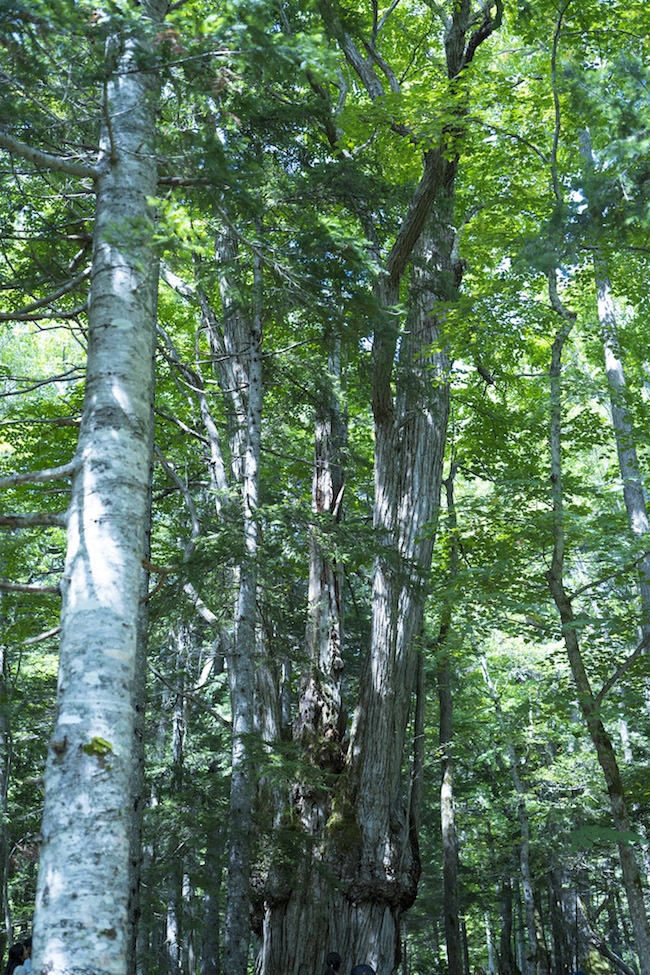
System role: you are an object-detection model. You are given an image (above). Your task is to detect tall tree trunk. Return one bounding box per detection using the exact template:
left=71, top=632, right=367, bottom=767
left=0, top=636, right=10, bottom=958
left=219, top=231, right=264, bottom=975
left=548, top=869, right=569, bottom=975
left=579, top=129, right=650, bottom=636
left=32, top=3, right=166, bottom=972
left=595, top=268, right=650, bottom=635
left=258, top=215, right=451, bottom=975
left=166, top=628, right=189, bottom=975
left=200, top=843, right=222, bottom=975
left=481, top=659, right=549, bottom=975
left=256, top=4, right=500, bottom=970
left=437, top=470, right=462, bottom=975
left=496, top=875, right=518, bottom=975
left=545, top=322, right=650, bottom=975
left=293, top=334, right=347, bottom=811
left=128, top=269, right=158, bottom=975
left=257, top=332, right=349, bottom=975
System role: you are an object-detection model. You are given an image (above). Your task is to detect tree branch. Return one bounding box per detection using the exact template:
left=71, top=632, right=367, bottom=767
left=596, top=632, right=650, bottom=708
left=0, top=460, right=78, bottom=488
left=148, top=660, right=231, bottom=727
left=0, top=269, right=90, bottom=322
left=22, top=626, right=61, bottom=646
left=0, top=579, right=60, bottom=595
left=0, top=512, right=68, bottom=529
left=0, top=129, right=101, bottom=180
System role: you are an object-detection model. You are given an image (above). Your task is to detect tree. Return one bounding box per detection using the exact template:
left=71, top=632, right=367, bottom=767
left=0, top=0, right=167, bottom=970
left=254, top=2, right=503, bottom=972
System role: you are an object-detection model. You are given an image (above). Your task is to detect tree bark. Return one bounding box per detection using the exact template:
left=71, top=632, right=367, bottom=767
left=496, top=875, right=518, bottom=975
left=0, top=636, right=11, bottom=959
left=32, top=3, right=166, bottom=973
left=579, top=129, right=650, bottom=636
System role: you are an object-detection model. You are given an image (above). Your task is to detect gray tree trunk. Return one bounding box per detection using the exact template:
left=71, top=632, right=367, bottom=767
left=256, top=4, right=501, bottom=970
left=437, top=470, right=462, bottom=975
left=128, top=273, right=158, bottom=975
left=596, top=269, right=650, bottom=634
left=0, top=638, right=10, bottom=958
left=546, top=323, right=650, bottom=975
left=579, top=129, right=650, bottom=635
left=217, top=232, right=264, bottom=975
left=496, top=875, right=518, bottom=975
left=32, top=3, right=166, bottom=972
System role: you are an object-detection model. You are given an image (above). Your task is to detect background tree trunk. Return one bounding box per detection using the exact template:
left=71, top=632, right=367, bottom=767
left=546, top=322, right=650, bottom=975
left=437, top=469, right=462, bottom=975
left=219, top=231, right=263, bottom=975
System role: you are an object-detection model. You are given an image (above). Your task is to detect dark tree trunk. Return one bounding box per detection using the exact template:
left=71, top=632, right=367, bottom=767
left=497, top=876, right=519, bottom=975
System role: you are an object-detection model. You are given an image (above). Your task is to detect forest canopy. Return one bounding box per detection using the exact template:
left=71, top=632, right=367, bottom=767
left=1, top=1, right=650, bottom=975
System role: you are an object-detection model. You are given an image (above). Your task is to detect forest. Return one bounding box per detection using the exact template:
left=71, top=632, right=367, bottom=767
left=0, top=0, right=649, bottom=974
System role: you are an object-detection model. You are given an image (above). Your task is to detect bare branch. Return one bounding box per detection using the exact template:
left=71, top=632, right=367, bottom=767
left=0, top=302, right=87, bottom=323
left=142, top=557, right=181, bottom=575
left=0, top=269, right=90, bottom=322
left=0, top=579, right=60, bottom=595
left=0, top=512, right=68, bottom=529
left=0, top=460, right=78, bottom=489
left=155, top=446, right=202, bottom=542
left=596, top=633, right=650, bottom=708
left=148, top=660, right=231, bottom=727
left=22, top=626, right=61, bottom=646
left=0, top=368, right=84, bottom=398
left=0, top=129, right=101, bottom=180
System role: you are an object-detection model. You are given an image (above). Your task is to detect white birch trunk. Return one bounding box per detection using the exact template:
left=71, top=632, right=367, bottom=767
left=32, top=4, right=165, bottom=973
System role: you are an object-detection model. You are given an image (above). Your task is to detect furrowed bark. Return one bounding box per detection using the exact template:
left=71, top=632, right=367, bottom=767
left=32, top=3, right=166, bottom=974
left=257, top=4, right=501, bottom=971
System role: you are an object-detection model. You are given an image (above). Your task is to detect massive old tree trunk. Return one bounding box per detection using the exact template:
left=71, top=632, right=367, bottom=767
left=256, top=5, right=501, bottom=973
left=31, top=3, right=166, bottom=973
left=258, top=216, right=452, bottom=975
